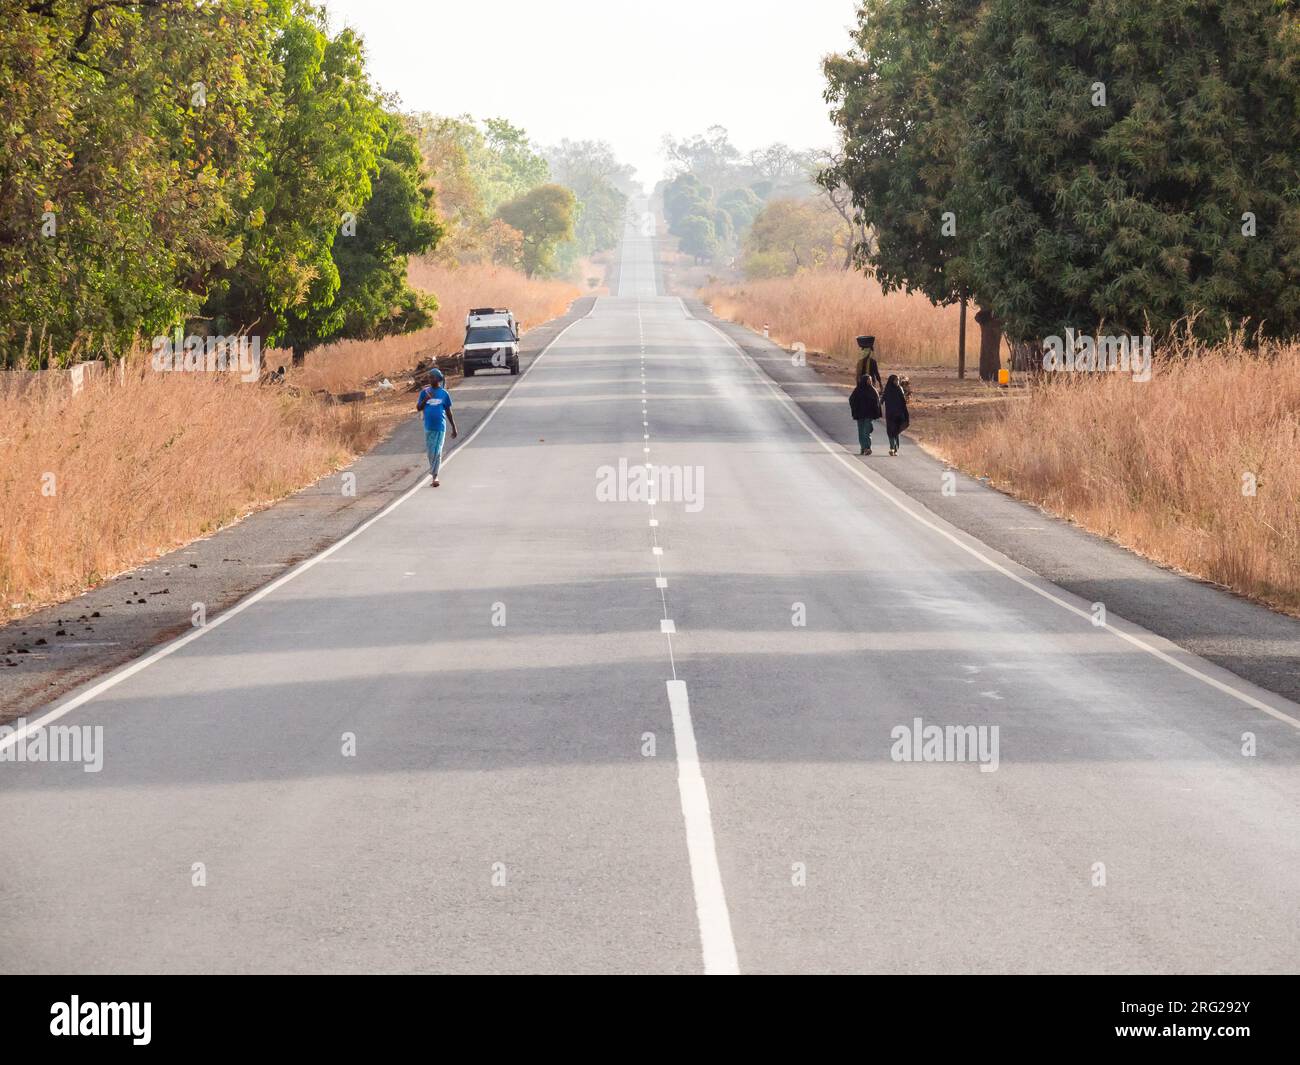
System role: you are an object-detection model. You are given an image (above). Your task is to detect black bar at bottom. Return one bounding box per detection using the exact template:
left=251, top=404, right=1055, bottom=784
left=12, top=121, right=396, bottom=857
left=0, top=974, right=1293, bottom=1051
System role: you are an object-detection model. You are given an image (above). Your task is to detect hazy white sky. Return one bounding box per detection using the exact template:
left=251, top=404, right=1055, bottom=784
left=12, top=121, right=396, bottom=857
left=321, top=0, right=859, bottom=188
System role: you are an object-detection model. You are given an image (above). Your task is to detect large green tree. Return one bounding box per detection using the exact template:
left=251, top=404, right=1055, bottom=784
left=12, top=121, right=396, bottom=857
left=298, top=112, right=443, bottom=345
left=825, top=0, right=1300, bottom=377
left=495, top=184, right=576, bottom=276
left=0, top=0, right=440, bottom=364
left=822, top=0, right=987, bottom=366
left=0, top=0, right=282, bottom=364
left=961, top=0, right=1300, bottom=348
left=717, top=187, right=764, bottom=233
left=414, top=115, right=548, bottom=217
left=664, top=173, right=713, bottom=232
left=545, top=139, right=631, bottom=261
left=480, top=118, right=550, bottom=213
left=408, top=112, right=555, bottom=265
left=678, top=214, right=719, bottom=263
left=204, top=3, right=387, bottom=352
left=742, top=198, right=847, bottom=277
left=664, top=170, right=766, bottom=261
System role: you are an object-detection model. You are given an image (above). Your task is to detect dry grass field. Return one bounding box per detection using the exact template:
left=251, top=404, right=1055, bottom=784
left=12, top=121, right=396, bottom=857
left=700, top=269, right=966, bottom=368
left=927, top=341, right=1300, bottom=616
left=1, top=365, right=377, bottom=616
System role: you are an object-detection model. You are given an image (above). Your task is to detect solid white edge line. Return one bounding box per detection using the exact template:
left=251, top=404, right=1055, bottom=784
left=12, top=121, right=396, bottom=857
left=695, top=309, right=1300, bottom=732
left=666, top=679, right=739, bottom=975
left=0, top=306, right=594, bottom=753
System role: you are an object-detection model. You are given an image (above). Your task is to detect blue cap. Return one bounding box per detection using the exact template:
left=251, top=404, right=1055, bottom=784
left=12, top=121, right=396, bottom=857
left=429, top=367, right=445, bottom=384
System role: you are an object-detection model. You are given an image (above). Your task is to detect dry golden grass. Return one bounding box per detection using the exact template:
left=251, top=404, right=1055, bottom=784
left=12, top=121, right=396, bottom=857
left=927, top=341, right=1300, bottom=615
left=574, top=252, right=612, bottom=296
left=288, top=260, right=580, bottom=395
left=281, top=330, right=433, bottom=397
left=0, top=364, right=378, bottom=616
left=700, top=269, right=965, bottom=368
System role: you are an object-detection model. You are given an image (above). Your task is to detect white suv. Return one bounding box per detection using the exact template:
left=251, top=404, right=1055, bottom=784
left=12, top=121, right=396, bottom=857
left=462, top=308, right=520, bottom=377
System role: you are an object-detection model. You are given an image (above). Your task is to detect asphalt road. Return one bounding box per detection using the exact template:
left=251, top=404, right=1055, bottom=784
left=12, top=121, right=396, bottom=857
left=1, top=205, right=1297, bottom=974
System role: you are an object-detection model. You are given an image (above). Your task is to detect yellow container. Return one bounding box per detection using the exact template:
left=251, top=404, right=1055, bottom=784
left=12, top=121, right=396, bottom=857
left=998, top=367, right=1010, bottom=386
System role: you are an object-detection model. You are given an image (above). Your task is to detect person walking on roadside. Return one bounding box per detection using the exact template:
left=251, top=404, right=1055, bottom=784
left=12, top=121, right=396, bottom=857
left=849, top=372, right=882, bottom=455
left=854, top=335, right=883, bottom=390
left=881, top=373, right=910, bottom=456
left=416, top=367, right=458, bottom=487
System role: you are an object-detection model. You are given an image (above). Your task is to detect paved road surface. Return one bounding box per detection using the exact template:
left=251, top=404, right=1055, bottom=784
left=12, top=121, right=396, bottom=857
left=2, top=204, right=1297, bottom=974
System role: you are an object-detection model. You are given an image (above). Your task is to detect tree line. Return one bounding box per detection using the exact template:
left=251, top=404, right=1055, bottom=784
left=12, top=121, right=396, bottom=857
left=1, top=1, right=633, bottom=368
left=658, top=127, right=866, bottom=276
left=658, top=127, right=821, bottom=262
left=822, top=0, right=1300, bottom=377
left=408, top=118, right=635, bottom=279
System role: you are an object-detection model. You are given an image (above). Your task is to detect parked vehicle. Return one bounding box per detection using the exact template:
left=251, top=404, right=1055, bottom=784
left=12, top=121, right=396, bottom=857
left=462, top=307, right=519, bottom=377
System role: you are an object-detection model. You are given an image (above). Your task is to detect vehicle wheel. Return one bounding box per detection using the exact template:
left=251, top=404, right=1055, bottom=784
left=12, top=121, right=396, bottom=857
left=463, top=366, right=474, bottom=378
left=510, top=361, right=520, bottom=375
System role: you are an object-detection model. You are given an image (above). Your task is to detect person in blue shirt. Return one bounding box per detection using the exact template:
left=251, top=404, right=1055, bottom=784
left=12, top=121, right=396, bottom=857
left=416, top=368, right=458, bottom=487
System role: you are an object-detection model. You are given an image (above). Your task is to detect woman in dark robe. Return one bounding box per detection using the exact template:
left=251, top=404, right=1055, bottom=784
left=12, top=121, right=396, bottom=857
left=849, top=374, right=882, bottom=455
left=881, top=374, right=910, bottom=456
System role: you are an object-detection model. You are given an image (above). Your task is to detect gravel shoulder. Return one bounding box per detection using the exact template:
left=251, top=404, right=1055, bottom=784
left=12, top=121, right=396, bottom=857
left=0, top=299, right=595, bottom=724
left=689, top=298, right=1300, bottom=705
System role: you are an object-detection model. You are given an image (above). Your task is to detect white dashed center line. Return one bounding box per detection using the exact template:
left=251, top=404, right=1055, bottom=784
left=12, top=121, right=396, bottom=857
left=635, top=298, right=738, bottom=976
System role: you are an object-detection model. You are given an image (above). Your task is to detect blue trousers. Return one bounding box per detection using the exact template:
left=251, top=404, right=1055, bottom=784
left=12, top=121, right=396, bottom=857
left=425, top=427, right=446, bottom=479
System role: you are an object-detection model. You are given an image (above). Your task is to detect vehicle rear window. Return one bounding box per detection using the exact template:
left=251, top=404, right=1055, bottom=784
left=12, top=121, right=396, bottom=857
left=466, top=326, right=514, bottom=344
